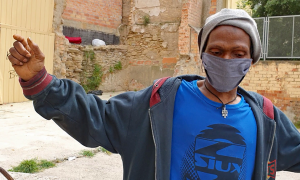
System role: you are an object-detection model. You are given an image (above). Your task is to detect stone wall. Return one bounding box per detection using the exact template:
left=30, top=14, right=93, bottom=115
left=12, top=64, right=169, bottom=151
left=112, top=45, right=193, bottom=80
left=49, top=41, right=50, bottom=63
left=52, top=0, right=213, bottom=90
left=118, top=0, right=206, bottom=90
left=119, top=0, right=185, bottom=90
left=241, top=60, right=300, bottom=122
left=52, top=0, right=123, bottom=79
left=124, top=23, right=181, bottom=90
left=66, top=45, right=128, bottom=91
left=62, top=0, right=122, bottom=34
left=53, top=0, right=69, bottom=79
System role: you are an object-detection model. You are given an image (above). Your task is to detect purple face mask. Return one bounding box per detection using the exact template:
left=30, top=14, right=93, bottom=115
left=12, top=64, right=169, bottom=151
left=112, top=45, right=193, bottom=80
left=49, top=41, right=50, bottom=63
left=202, top=53, right=252, bottom=92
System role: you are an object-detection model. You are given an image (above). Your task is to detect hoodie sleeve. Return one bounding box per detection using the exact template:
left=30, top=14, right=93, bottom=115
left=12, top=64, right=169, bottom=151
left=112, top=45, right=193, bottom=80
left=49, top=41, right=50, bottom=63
left=20, top=68, right=136, bottom=154
left=244, top=90, right=300, bottom=172
left=274, top=106, right=300, bottom=172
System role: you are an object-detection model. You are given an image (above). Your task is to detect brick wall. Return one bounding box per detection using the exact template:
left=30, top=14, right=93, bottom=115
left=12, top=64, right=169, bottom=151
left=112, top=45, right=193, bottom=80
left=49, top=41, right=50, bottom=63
left=189, top=0, right=202, bottom=72
left=241, top=61, right=300, bottom=122
left=178, top=2, right=191, bottom=55
left=209, top=0, right=217, bottom=15
left=125, top=23, right=180, bottom=90
left=189, top=0, right=202, bottom=28
left=120, top=0, right=184, bottom=90
left=175, top=0, right=203, bottom=76
left=62, top=0, right=122, bottom=33
left=178, top=0, right=202, bottom=55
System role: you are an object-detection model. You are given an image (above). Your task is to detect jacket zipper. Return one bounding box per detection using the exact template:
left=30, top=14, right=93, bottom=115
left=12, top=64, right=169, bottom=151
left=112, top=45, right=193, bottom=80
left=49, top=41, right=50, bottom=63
left=266, top=123, right=276, bottom=179
left=148, top=109, right=157, bottom=180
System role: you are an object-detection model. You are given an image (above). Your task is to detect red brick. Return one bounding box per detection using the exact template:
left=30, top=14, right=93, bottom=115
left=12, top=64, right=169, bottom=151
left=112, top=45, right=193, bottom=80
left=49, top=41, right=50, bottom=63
left=145, top=61, right=152, bottom=65
left=63, top=0, right=122, bottom=29
left=137, top=61, right=144, bottom=65
left=162, top=57, right=177, bottom=64
left=163, top=63, right=176, bottom=69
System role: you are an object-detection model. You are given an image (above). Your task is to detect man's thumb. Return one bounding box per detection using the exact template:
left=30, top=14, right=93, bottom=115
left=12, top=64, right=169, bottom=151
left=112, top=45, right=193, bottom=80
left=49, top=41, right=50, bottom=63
left=27, top=37, right=43, bottom=56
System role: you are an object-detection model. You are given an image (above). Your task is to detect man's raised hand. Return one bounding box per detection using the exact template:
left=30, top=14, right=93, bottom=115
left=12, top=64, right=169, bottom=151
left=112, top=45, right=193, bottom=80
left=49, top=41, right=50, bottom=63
left=8, top=35, right=45, bottom=81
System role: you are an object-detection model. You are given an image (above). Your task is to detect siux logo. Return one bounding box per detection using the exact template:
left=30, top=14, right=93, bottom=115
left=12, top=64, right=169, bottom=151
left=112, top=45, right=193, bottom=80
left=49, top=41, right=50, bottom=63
left=193, top=124, right=246, bottom=180
left=195, top=154, right=242, bottom=173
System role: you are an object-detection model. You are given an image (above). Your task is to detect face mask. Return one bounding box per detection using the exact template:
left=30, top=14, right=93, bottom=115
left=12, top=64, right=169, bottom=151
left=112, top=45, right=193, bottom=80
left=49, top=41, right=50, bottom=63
left=202, top=52, right=252, bottom=92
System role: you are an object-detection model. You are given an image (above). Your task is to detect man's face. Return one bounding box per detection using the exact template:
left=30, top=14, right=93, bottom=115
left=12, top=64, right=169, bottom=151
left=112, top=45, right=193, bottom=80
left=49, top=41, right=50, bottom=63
left=204, top=25, right=251, bottom=60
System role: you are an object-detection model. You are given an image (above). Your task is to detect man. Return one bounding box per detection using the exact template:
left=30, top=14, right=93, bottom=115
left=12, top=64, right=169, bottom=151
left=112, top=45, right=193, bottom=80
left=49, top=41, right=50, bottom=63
left=8, top=9, right=300, bottom=180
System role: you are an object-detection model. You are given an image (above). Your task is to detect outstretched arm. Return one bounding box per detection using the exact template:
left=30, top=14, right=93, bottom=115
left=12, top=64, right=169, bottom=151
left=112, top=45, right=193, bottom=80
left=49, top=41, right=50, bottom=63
left=7, top=35, right=136, bottom=154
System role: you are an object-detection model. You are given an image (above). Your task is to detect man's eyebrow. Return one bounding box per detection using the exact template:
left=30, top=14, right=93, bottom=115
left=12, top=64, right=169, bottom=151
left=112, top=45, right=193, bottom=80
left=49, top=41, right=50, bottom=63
left=206, top=44, right=250, bottom=51
left=232, top=45, right=250, bottom=50
left=206, top=45, right=223, bottom=49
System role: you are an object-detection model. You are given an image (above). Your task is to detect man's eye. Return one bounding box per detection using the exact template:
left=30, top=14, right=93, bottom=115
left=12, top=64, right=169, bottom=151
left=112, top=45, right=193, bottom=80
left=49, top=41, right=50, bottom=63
left=211, top=51, right=221, bottom=55
left=235, top=53, right=245, bottom=58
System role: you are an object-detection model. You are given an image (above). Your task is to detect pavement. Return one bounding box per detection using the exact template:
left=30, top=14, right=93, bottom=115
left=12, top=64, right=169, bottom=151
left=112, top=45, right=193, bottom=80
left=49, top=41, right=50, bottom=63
left=0, top=91, right=299, bottom=179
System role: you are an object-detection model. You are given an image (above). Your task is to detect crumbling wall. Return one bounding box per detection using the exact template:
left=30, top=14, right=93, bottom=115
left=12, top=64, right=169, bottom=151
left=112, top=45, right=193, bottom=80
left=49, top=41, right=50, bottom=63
left=125, top=23, right=180, bottom=90
left=52, top=0, right=126, bottom=88
left=174, top=0, right=204, bottom=77
left=66, top=45, right=128, bottom=91
left=53, top=0, right=69, bottom=79
left=120, top=0, right=184, bottom=90
left=51, top=0, right=219, bottom=91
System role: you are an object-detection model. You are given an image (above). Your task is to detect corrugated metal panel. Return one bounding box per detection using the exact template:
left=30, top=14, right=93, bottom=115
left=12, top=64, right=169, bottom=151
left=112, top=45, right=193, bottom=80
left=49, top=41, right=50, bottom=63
left=0, top=0, right=54, bottom=104
left=0, top=28, right=54, bottom=104
left=0, top=0, right=54, bottom=33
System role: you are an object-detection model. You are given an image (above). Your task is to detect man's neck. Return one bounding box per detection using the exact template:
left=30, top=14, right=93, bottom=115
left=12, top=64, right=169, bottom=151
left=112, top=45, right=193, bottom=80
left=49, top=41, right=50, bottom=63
left=197, top=80, right=241, bottom=105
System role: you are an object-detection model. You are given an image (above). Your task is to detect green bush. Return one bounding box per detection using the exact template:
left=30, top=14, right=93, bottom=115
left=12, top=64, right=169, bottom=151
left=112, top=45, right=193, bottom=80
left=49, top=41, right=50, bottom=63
left=143, top=15, right=150, bottom=26
left=84, top=50, right=95, bottom=61
left=99, top=147, right=112, bottom=155
left=109, top=66, right=114, bottom=73
left=39, top=160, right=55, bottom=169
left=10, top=159, right=39, bottom=173
left=9, top=159, right=55, bottom=173
left=114, top=61, right=122, bottom=71
left=81, top=150, right=95, bottom=157
left=294, top=121, right=300, bottom=129
left=82, top=64, right=103, bottom=92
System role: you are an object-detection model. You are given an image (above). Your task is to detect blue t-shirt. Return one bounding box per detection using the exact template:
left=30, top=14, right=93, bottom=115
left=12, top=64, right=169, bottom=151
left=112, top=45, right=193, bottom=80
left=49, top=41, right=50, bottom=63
left=170, top=80, right=257, bottom=180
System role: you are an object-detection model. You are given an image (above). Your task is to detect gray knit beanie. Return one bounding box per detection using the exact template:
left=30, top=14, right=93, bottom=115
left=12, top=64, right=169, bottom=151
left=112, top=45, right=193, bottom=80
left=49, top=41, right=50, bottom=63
left=198, top=8, right=261, bottom=64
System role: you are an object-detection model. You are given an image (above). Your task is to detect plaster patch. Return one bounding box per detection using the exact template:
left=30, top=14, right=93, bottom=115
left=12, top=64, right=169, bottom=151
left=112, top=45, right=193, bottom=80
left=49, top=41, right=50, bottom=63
left=135, top=0, right=160, bottom=8
left=135, top=0, right=166, bottom=17
left=162, top=42, right=168, bottom=48
left=131, top=25, right=143, bottom=33
left=139, top=7, right=162, bottom=16
left=161, top=23, right=180, bottom=32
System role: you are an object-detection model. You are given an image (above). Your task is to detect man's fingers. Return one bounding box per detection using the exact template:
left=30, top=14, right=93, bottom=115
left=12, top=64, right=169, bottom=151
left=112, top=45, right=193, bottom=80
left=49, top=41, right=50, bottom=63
left=13, top=34, right=31, bottom=57
left=11, top=43, right=30, bottom=62
left=8, top=54, right=24, bottom=66
left=27, top=37, right=45, bottom=60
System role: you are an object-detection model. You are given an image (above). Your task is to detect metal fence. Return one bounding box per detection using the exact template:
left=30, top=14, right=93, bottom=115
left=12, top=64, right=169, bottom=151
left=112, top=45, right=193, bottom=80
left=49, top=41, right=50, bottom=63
left=254, top=15, right=300, bottom=60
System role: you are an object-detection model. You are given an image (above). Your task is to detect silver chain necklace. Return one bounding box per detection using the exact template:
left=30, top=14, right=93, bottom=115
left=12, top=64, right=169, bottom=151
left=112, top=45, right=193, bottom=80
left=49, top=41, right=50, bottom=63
left=204, top=81, right=237, bottom=118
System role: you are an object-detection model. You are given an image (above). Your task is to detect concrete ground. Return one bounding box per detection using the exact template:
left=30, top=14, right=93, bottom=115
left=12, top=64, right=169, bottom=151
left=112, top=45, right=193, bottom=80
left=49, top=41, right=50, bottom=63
left=0, top=91, right=299, bottom=180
